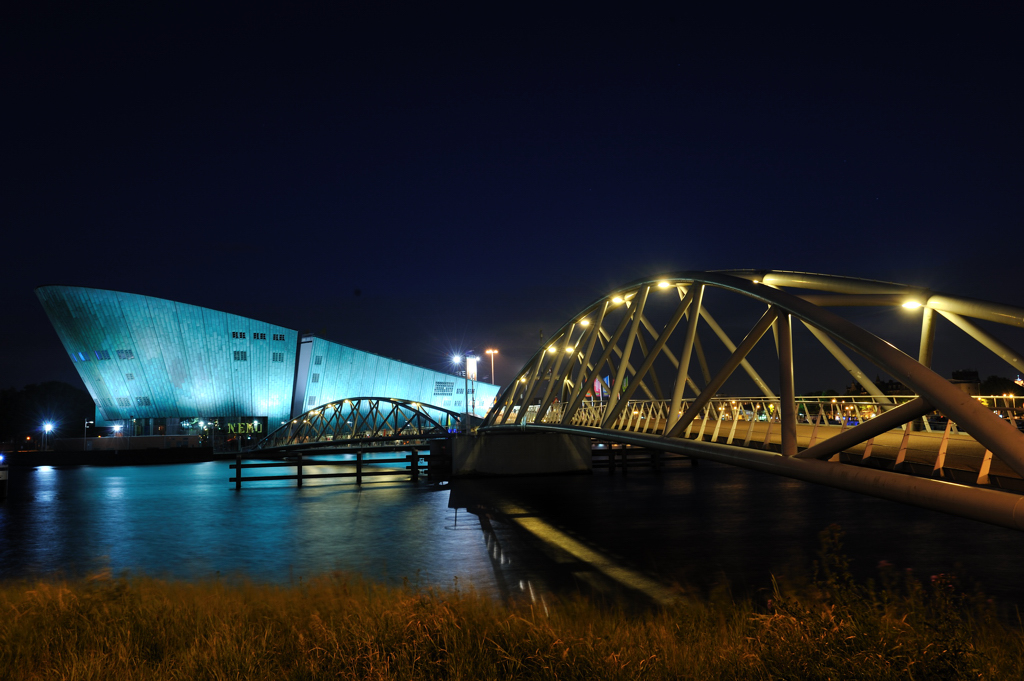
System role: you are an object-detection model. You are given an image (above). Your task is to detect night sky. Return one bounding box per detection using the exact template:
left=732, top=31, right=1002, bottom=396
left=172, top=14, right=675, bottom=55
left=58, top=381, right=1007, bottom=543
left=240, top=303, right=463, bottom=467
left=3, top=3, right=1021, bottom=393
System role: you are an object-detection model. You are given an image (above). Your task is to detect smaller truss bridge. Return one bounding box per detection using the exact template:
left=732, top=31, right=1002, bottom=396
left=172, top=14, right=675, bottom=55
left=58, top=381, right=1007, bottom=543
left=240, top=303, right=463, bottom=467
left=256, top=397, right=462, bottom=453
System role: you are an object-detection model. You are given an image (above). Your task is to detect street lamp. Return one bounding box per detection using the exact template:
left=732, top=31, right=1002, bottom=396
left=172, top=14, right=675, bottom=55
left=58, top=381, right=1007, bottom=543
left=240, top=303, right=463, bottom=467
left=42, top=422, right=53, bottom=451
left=485, top=348, right=498, bottom=385
left=83, top=419, right=94, bottom=450
left=452, top=355, right=470, bottom=432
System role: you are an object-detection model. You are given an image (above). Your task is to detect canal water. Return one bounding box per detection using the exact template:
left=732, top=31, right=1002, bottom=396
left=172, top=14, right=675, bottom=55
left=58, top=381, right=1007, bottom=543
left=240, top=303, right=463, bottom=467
left=2, top=459, right=1024, bottom=608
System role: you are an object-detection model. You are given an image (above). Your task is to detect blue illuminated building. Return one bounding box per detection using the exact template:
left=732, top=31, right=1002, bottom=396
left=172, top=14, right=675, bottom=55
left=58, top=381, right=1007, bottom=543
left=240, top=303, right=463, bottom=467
left=36, top=286, right=499, bottom=438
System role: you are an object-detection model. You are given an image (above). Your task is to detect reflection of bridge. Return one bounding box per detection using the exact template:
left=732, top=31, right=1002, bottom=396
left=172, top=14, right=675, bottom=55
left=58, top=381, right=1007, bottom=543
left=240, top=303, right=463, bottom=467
left=478, top=271, right=1024, bottom=530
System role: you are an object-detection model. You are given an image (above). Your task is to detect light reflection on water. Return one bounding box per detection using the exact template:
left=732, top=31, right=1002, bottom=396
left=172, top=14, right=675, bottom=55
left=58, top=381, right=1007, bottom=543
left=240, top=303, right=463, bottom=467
left=0, top=462, right=504, bottom=596
left=3, top=459, right=1024, bottom=608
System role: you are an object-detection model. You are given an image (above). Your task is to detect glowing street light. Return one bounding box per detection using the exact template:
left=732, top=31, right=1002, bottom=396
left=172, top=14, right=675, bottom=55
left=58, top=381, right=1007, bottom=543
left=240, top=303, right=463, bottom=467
left=485, top=348, right=499, bottom=385
left=42, top=422, right=53, bottom=450
left=452, top=355, right=471, bottom=431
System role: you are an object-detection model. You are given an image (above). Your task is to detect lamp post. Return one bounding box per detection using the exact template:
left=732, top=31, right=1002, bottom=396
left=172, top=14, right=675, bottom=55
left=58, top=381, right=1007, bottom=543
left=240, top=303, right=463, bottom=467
left=83, top=419, right=93, bottom=450
left=485, top=348, right=498, bottom=385
left=453, top=355, right=470, bottom=433
left=42, top=422, right=53, bottom=451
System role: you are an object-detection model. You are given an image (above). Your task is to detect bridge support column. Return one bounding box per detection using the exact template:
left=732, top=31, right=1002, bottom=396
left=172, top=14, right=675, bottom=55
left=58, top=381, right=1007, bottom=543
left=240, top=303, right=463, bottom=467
left=452, top=432, right=592, bottom=477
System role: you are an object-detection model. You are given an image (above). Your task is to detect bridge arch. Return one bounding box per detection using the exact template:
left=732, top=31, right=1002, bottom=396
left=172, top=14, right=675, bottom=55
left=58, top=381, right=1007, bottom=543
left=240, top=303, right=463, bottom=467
left=258, top=397, right=463, bottom=449
left=484, top=270, right=1024, bottom=480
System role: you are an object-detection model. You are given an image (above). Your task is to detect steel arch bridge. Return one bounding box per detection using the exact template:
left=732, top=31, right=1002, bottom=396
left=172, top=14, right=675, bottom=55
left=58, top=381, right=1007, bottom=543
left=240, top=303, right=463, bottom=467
left=257, top=397, right=463, bottom=450
left=481, top=270, right=1024, bottom=530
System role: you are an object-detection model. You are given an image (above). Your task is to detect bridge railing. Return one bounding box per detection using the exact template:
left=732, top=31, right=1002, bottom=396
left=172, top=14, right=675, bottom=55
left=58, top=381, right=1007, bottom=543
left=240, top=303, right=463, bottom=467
left=503, top=394, right=1024, bottom=438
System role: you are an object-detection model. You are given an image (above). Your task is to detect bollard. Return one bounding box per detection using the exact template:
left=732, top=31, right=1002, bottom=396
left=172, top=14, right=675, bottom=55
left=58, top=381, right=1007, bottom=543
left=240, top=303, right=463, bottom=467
left=235, top=452, right=241, bottom=490
left=297, top=451, right=303, bottom=488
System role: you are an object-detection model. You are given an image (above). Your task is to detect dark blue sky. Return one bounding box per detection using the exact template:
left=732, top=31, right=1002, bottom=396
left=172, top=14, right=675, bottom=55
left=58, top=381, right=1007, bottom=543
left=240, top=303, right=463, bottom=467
left=3, top=3, right=1021, bottom=391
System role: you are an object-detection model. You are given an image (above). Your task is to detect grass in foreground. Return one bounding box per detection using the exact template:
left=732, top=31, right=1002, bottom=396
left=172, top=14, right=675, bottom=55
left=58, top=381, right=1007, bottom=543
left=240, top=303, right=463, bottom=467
left=1, top=527, right=1022, bottom=680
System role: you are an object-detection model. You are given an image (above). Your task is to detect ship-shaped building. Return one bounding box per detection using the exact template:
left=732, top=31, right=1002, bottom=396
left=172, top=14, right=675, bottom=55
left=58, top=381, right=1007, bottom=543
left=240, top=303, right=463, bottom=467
left=36, top=286, right=499, bottom=441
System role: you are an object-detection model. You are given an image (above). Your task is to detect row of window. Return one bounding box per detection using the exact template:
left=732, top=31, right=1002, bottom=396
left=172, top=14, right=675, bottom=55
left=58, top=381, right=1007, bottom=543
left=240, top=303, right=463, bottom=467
left=73, top=348, right=138, bottom=363
left=232, top=331, right=288, bottom=341
left=114, top=396, right=151, bottom=407
left=433, top=381, right=454, bottom=396
left=75, top=347, right=290, bottom=365
left=235, top=350, right=290, bottom=362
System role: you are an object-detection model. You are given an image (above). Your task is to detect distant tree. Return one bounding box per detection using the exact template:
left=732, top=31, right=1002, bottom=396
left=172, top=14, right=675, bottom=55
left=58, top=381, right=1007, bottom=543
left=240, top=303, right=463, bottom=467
left=0, top=382, right=94, bottom=444
left=981, top=375, right=1023, bottom=396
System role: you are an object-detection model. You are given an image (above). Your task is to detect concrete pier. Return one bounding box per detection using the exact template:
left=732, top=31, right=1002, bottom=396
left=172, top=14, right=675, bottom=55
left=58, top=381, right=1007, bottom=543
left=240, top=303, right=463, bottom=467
left=452, top=432, right=591, bottom=476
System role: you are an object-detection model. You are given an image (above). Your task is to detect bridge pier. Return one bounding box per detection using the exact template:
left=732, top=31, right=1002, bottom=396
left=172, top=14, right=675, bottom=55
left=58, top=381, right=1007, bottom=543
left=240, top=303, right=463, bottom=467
left=452, top=432, right=592, bottom=477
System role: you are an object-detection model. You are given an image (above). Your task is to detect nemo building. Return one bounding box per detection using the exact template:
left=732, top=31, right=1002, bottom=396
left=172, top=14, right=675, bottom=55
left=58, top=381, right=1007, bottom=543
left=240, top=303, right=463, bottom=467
left=36, top=286, right=499, bottom=442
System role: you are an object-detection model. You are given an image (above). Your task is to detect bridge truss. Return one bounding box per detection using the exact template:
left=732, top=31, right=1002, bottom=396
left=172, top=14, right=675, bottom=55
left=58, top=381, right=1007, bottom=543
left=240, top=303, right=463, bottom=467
left=482, top=271, right=1024, bottom=529
left=258, top=397, right=462, bottom=450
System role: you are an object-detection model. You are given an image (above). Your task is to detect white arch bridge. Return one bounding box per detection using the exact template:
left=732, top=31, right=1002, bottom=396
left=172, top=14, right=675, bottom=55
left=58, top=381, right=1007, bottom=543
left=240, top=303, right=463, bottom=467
left=479, top=270, right=1024, bottom=531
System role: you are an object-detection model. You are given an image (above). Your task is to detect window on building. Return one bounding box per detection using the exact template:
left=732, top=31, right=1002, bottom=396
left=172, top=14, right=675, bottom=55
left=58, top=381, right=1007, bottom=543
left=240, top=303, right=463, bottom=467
left=232, top=331, right=247, bottom=339
left=116, top=349, right=135, bottom=360
left=117, top=397, right=131, bottom=407
left=125, top=373, right=134, bottom=380
left=136, top=396, right=151, bottom=406
left=272, top=352, right=284, bottom=362
left=314, top=355, right=323, bottom=365
left=257, top=332, right=266, bottom=340
left=433, top=381, right=454, bottom=396
left=78, top=352, right=89, bottom=361
left=273, top=333, right=286, bottom=341
left=311, top=373, right=320, bottom=383
left=308, top=396, right=317, bottom=405
left=95, top=350, right=111, bottom=360
left=233, top=351, right=248, bottom=361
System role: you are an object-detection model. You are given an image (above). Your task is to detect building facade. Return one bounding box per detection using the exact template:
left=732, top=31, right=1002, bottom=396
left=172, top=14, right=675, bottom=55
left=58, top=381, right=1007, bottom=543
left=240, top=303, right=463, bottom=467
left=37, top=286, right=498, bottom=440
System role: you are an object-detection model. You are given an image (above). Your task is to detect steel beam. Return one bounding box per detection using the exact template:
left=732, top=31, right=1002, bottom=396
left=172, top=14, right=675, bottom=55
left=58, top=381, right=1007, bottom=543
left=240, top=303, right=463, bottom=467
left=799, top=320, right=892, bottom=404
left=936, top=310, right=1024, bottom=376
left=668, top=284, right=704, bottom=431
left=795, top=397, right=933, bottom=460
left=607, top=287, right=651, bottom=417
left=698, top=306, right=775, bottom=398
left=603, top=288, right=695, bottom=429
left=777, top=313, right=797, bottom=457
left=666, top=306, right=779, bottom=438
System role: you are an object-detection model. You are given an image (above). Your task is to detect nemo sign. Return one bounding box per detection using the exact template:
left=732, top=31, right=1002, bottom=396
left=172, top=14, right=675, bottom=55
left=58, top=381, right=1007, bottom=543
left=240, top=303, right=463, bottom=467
left=227, top=422, right=263, bottom=434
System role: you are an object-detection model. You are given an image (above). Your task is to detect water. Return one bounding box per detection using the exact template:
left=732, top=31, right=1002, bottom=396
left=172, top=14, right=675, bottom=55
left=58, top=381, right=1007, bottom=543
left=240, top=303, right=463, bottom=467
left=3, top=458, right=1024, bottom=608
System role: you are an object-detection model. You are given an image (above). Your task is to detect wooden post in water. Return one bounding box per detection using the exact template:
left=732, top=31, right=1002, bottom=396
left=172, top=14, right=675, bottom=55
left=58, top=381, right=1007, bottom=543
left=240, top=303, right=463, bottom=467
left=409, top=448, right=419, bottom=482
left=297, top=451, right=303, bottom=488
left=356, top=450, right=362, bottom=486
left=235, top=451, right=241, bottom=490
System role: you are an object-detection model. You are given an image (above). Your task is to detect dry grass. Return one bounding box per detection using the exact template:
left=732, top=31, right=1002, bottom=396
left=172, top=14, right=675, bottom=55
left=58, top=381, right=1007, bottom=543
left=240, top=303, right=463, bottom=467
left=1, top=527, right=1022, bottom=680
